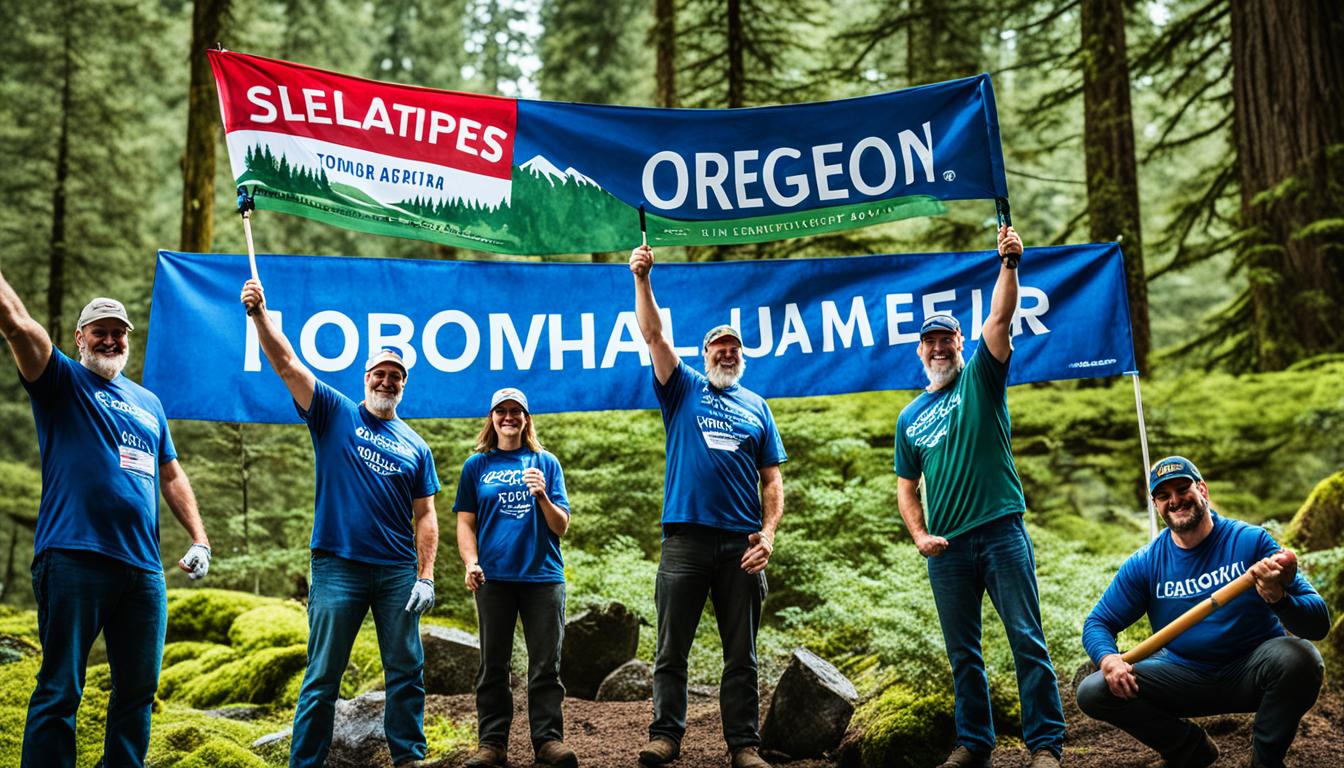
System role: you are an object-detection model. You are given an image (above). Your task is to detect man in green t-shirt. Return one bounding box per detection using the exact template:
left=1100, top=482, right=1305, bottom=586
left=893, top=226, right=1066, bottom=768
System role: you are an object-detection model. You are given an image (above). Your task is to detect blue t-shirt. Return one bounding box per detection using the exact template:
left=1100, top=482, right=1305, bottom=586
left=299, top=380, right=441, bottom=565
left=453, top=448, right=569, bottom=583
left=894, top=346, right=1026, bottom=539
left=1082, top=511, right=1330, bottom=670
left=21, top=347, right=176, bottom=572
left=654, top=361, right=787, bottom=532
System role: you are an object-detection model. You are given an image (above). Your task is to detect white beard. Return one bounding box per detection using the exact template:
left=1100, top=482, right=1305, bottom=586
left=365, top=389, right=403, bottom=417
left=923, top=351, right=965, bottom=390
left=79, top=346, right=128, bottom=380
left=705, top=358, right=745, bottom=389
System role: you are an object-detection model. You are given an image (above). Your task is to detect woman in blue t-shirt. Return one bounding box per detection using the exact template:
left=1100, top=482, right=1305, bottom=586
left=455, top=387, right=576, bottom=768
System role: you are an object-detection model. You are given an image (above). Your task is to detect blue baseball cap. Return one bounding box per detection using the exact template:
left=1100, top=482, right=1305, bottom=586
left=1149, top=456, right=1203, bottom=494
left=920, top=314, right=961, bottom=339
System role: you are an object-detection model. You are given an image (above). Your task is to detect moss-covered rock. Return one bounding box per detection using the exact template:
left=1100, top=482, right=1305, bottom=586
left=1285, top=470, right=1344, bottom=553
left=0, top=632, right=39, bottom=665
left=1325, top=613, right=1344, bottom=689
left=228, top=603, right=308, bottom=654
left=166, top=589, right=277, bottom=644
left=850, top=684, right=956, bottom=768
left=146, top=705, right=286, bottom=767
left=178, top=644, right=309, bottom=709
left=161, top=640, right=224, bottom=669
left=175, top=739, right=269, bottom=768
left=0, top=608, right=39, bottom=642
left=158, top=645, right=240, bottom=701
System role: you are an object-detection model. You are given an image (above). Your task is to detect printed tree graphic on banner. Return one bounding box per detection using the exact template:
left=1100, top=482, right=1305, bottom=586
left=242, top=145, right=334, bottom=198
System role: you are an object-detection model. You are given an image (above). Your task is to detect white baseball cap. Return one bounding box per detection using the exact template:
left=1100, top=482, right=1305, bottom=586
left=490, top=387, right=529, bottom=413
left=364, top=348, right=407, bottom=375
left=76, top=298, right=133, bottom=331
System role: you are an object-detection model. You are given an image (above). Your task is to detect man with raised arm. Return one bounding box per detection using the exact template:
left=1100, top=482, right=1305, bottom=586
left=1076, top=456, right=1328, bottom=768
left=241, top=279, right=441, bottom=768
left=628, top=245, right=786, bottom=768
left=0, top=270, right=211, bottom=768
left=894, top=227, right=1066, bottom=768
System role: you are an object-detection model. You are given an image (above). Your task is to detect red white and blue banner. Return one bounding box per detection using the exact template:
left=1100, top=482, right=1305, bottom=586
left=209, top=51, right=1009, bottom=254
left=144, top=244, right=1135, bottom=423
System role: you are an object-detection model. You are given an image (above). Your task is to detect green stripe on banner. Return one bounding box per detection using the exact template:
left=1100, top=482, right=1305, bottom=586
left=645, top=195, right=946, bottom=246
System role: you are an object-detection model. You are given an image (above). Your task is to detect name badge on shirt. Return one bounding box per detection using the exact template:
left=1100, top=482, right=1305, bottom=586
left=119, top=446, right=155, bottom=476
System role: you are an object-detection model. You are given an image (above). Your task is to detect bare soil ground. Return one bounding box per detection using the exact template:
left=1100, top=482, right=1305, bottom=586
left=411, top=685, right=1344, bottom=768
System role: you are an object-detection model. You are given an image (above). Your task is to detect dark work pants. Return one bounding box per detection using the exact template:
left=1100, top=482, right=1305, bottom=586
left=1076, top=636, right=1324, bottom=768
left=650, top=524, right=766, bottom=750
left=474, top=580, right=566, bottom=750
left=22, top=548, right=167, bottom=768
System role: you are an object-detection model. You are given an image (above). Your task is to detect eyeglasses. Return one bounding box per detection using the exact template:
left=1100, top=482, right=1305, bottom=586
left=1152, top=479, right=1195, bottom=503
left=492, top=407, right=525, bottom=418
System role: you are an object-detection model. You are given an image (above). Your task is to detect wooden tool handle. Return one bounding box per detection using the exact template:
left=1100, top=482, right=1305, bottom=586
left=1121, top=569, right=1257, bottom=663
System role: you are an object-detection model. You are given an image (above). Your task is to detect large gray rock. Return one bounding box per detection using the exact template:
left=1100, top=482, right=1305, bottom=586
left=595, top=659, right=653, bottom=701
left=561, top=602, right=640, bottom=699
left=761, top=648, right=857, bottom=758
left=250, top=692, right=390, bottom=767
left=422, top=625, right=480, bottom=695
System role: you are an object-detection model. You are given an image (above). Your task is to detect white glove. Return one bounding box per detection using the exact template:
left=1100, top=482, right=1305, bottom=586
left=405, top=578, right=435, bottom=614
left=179, top=544, right=212, bottom=580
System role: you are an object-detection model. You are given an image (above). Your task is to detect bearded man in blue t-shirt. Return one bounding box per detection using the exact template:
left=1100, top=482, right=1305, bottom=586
left=894, top=227, right=1066, bottom=768
left=0, top=271, right=212, bottom=768
left=1077, top=456, right=1329, bottom=768
left=628, top=245, right=786, bottom=768
left=242, top=279, right=441, bottom=768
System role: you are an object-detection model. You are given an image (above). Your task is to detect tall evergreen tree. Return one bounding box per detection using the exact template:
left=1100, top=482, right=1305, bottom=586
left=537, top=0, right=649, bottom=105
left=181, top=0, right=231, bottom=254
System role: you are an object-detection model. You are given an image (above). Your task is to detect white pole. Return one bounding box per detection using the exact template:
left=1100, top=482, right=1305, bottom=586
left=1132, top=373, right=1157, bottom=538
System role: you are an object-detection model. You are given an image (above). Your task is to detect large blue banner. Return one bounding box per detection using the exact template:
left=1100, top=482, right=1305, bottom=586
left=144, top=245, right=1135, bottom=423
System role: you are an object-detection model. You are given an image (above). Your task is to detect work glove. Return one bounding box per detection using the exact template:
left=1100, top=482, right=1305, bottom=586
left=179, top=544, right=212, bottom=580
left=405, top=578, right=435, bottom=614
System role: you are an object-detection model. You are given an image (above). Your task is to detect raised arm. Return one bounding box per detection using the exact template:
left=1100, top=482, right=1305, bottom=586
left=0, top=268, right=53, bottom=382
left=982, top=226, right=1022, bottom=364
left=240, top=279, right=316, bottom=411
left=629, top=245, right=679, bottom=385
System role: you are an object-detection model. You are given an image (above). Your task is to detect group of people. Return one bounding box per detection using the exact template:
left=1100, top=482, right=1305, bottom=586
left=0, top=224, right=1329, bottom=768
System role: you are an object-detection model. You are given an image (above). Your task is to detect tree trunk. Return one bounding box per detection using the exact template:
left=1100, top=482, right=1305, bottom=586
left=1231, top=0, right=1344, bottom=369
left=653, top=0, right=677, bottom=108
left=1081, top=0, right=1150, bottom=373
left=180, top=0, right=230, bottom=253
left=725, top=0, right=744, bottom=108
left=47, top=26, right=72, bottom=338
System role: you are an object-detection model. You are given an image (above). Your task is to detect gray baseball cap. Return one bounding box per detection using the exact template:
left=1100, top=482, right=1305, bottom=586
left=364, top=348, right=407, bottom=375
left=490, top=387, right=529, bottom=413
left=76, top=298, right=133, bottom=331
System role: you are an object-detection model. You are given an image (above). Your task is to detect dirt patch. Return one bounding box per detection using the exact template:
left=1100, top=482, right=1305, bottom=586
left=407, top=684, right=1344, bottom=767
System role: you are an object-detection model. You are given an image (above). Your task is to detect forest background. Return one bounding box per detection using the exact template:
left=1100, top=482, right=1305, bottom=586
left=0, top=1, right=1341, bottom=766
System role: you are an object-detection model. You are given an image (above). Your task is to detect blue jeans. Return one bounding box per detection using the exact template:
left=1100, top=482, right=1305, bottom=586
left=22, top=548, right=167, bottom=768
left=1077, top=636, right=1324, bottom=768
left=474, top=581, right=566, bottom=749
left=290, top=552, right=426, bottom=767
left=926, top=514, right=1065, bottom=755
left=650, top=524, right=766, bottom=750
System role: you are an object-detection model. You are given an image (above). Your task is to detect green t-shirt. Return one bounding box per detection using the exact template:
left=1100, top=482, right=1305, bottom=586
left=893, top=345, right=1026, bottom=538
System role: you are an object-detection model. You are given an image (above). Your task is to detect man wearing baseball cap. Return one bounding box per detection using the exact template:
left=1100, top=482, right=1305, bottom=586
left=894, top=227, right=1067, bottom=768
left=241, top=279, right=441, bottom=768
left=628, top=245, right=786, bottom=768
left=1076, top=456, right=1328, bottom=768
left=0, top=271, right=211, bottom=767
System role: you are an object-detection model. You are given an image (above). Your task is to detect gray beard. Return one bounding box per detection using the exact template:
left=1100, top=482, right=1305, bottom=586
left=365, top=389, right=403, bottom=417
left=1162, top=498, right=1209, bottom=534
left=706, top=358, right=745, bottom=389
left=923, top=352, right=965, bottom=390
left=79, top=347, right=128, bottom=380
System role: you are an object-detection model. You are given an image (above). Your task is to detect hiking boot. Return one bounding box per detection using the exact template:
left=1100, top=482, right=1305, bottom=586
left=1158, top=727, right=1218, bottom=768
left=638, top=736, right=681, bottom=766
left=730, top=745, right=771, bottom=768
left=937, top=745, right=992, bottom=768
left=536, top=739, right=578, bottom=768
left=1029, top=749, right=1061, bottom=768
left=465, top=742, right=507, bottom=768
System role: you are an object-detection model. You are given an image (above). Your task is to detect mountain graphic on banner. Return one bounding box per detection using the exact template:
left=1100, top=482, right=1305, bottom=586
left=520, top=155, right=602, bottom=189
